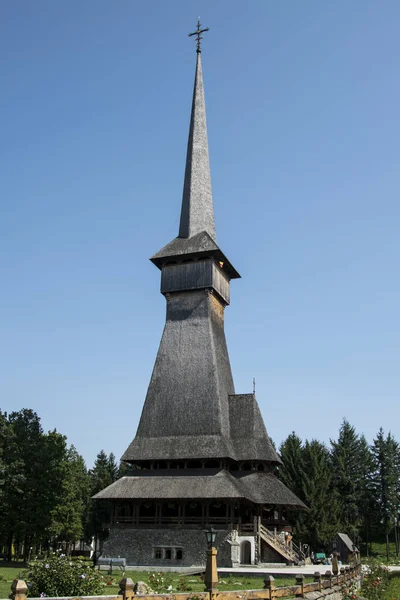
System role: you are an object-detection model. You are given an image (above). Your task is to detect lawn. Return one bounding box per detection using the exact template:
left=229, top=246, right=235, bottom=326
left=0, top=565, right=311, bottom=598
left=383, top=575, right=400, bottom=600
left=364, top=541, right=400, bottom=565
left=0, top=566, right=22, bottom=599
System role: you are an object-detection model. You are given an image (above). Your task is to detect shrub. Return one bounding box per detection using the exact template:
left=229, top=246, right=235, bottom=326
left=176, top=578, right=192, bottom=592
left=360, top=558, right=390, bottom=600
left=147, top=572, right=174, bottom=593
left=21, top=552, right=105, bottom=597
left=341, top=581, right=358, bottom=600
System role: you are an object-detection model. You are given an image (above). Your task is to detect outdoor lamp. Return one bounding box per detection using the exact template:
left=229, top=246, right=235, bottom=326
left=332, top=540, right=337, bottom=551
left=204, top=527, right=218, bottom=592
left=205, top=526, right=217, bottom=548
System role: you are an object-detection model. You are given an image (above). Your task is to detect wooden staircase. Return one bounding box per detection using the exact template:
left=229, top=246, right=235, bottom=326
left=259, top=525, right=304, bottom=564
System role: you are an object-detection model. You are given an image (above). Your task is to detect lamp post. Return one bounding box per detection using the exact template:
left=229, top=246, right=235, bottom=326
left=204, top=526, right=218, bottom=592
left=332, top=540, right=338, bottom=575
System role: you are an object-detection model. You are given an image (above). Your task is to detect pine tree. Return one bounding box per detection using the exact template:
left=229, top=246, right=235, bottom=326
left=90, top=450, right=116, bottom=494
left=279, top=432, right=304, bottom=498
left=357, top=434, right=377, bottom=554
left=301, top=440, right=339, bottom=549
left=278, top=433, right=308, bottom=538
left=108, top=453, right=119, bottom=482
left=279, top=434, right=339, bottom=549
left=330, top=419, right=373, bottom=542
left=371, top=428, right=400, bottom=560
left=87, top=450, right=120, bottom=556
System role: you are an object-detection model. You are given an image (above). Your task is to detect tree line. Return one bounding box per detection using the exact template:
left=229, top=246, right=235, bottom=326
left=278, top=419, right=400, bottom=560
left=0, top=409, right=126, bottom=561
left=1, top=410, right=399, bottom=560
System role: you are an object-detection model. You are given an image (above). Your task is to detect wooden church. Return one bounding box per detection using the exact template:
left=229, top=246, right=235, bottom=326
left=94, top=22, right=306, bottom=568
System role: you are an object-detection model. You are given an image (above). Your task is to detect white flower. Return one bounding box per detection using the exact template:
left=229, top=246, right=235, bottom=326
left=167, top=585, right=173, bottom=591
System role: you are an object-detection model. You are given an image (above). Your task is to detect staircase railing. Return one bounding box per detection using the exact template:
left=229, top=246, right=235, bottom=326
left=291, top=540, right=306, bottom=562
left=259, top=524, right=296, bottom=561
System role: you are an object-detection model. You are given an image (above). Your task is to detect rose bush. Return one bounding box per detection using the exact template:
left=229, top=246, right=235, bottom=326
left=360, top=559, right=389, bottom=600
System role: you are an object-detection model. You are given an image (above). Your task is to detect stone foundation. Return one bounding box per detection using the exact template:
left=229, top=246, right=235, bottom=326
left=102, top=528, right=232, bottom=567
left=260, top=542, right=287, bottom=564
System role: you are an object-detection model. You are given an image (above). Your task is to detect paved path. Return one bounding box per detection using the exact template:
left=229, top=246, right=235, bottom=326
left=126, top=563, right=400, bottom=576
left=125, top=565, right=346, bottom=576
left=218, top=565, right=345, bottom=577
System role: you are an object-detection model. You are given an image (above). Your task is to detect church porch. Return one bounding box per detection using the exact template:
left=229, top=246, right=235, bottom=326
left=109, top=499, right=293, bottom=533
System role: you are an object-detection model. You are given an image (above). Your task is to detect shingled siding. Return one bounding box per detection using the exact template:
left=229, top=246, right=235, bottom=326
left=122, top=289, right=237, bottom=462
left=102, top=528, right=232, bottom=567
left=161, top=261, right=230, bottom=305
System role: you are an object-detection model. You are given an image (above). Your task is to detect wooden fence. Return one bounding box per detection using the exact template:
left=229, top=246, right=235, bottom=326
left=10, top=564, right=362, bottom=600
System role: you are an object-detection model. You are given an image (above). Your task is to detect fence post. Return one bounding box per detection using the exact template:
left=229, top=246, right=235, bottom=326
left=263, top=575, right=275, bottom=599
left=295, top=574, right=304, bottom=598
left=325, top=571, right=332, bottom=588
left=339, top=566, right=345, bottom=583
left=119, top=577, right=135, bottom=600
left=345, top=566, right=351, bottom=582
left=10, top=580, right=28, bottom=600
left=313, top=572, right=322, bottom=592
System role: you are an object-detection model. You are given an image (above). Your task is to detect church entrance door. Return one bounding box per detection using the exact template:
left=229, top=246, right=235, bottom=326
left=240, top=540, right=251, bottom=564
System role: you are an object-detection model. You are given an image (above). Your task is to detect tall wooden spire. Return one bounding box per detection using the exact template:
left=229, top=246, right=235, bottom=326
left=179, top=52, right=216, bottom=241
left=122, top=29, right=278, bottom=466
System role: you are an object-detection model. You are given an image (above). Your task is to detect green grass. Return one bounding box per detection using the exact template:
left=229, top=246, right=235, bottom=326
left=382, top=575, right=400, bottom=600
left=0, top=566, right=23, bottom=599
left=0, top=566, right=312, bottom=598
left=363, top=541, right=400, bottom=565
left=86, top=572, right=312, bottom=595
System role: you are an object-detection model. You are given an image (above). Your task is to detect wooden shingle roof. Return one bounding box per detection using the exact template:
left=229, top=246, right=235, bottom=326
left=93, top=469, right=306, bottom=509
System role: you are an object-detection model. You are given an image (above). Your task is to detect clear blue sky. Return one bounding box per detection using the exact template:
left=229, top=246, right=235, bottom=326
left=1, top=1, right=399, bottom=468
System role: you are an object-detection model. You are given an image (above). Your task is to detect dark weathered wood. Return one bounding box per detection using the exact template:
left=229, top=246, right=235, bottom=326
left=161, top=261, right=230, bottom=305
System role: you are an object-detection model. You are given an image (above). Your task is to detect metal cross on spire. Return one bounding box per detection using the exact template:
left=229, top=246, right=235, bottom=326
left=188, top=18, right=209, bottom=53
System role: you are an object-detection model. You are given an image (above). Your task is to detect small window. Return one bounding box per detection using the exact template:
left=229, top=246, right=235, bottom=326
left=165, top=548, right=172, bottom=559
left=154, top=548, right=162, bottom=559
left=176, top=548, right=183, bottom=560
